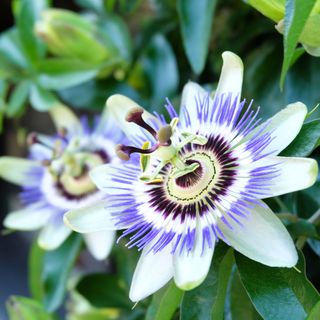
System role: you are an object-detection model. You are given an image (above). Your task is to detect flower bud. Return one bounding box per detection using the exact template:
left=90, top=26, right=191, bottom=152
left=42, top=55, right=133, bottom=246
left=35, top=9, right=110, bottom=63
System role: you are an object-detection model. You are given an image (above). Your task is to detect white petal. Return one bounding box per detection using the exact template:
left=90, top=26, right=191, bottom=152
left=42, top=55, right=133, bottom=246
left=106, top=94, right=160, bottom=144
left=218, top=201, right=298, bottom=267
left=3, top=202, right=53, bottom=231
left=64, top=201, right=118, bottom=233
left=215, top=51, right=243, bottom=99
left=38, top=221, right=71, bottom=250
left=179, top=82, right=208, bottom=129
left=0, top=157, right=41, bottom=187
left=129, top=244, right=174, bottom=302
left=90, top=164, right=135, bottom=194
left=94, top=104, right=123, bottom=141
left=257, top=156, right=318, bottom=198
left=49, top=103, right=82, bottom=135
left=89, top=164, right=109, bottom=190
left=173, top=232, right=215, bottom=290
left=84, top=230, right=115, bottom=260
left=253, top=102, right=307, bottom=155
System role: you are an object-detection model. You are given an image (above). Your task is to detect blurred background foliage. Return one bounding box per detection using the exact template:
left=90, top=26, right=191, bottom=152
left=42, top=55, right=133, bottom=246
left=1, top=0, right=320, bottom=319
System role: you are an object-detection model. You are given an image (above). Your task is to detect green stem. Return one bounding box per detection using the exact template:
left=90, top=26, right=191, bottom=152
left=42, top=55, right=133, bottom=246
left=296, top=208, right=320, bottom=249
left=296, top=236, right=307, bottom=250
left=308, top=208, right=320, bottom=225
left=274, top=196, right=290, bottom=213
left=276, top=213, right=299, bottom=222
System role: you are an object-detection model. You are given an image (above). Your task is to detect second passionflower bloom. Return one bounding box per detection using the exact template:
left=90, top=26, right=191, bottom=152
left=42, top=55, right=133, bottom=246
left=65, top=51, right=317, bottom=301
left=1, top=104, right=123, bottom=260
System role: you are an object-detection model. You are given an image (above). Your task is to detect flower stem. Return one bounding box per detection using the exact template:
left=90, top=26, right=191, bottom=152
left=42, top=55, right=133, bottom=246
left=276, top=213, right=298, bottom=222
left=274, top=196, right=290, bottom=213
left=308, top=208, right=320, bottom=225
left=295, top=208, right=320, bottom=249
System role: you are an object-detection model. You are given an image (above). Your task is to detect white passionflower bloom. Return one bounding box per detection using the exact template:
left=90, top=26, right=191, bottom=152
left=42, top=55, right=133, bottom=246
left=0, top=104, right=124, bottom=260
left=65, top=51, right=318, bottom=301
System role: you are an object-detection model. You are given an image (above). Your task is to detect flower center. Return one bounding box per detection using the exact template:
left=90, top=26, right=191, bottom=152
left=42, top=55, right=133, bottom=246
left=54, top=152, right=104, bottom=197
left=29, top=132, right=106, bottom=198
left=166, top=152, right=219, bottom=203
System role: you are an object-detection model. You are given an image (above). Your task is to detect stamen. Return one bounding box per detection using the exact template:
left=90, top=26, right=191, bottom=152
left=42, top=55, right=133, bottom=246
left=27, top=133, right=54, bottom=151
left=157, top=125, right=172, bottom=144
left=116, top=144, right=130, bottom=161
left=126, top=107, right=157, bottom=137
left=116, top=144, right=159, bottom=161
left=58, top=127, right=67, bottom=138
left=41, top=159, right=51, bottom=166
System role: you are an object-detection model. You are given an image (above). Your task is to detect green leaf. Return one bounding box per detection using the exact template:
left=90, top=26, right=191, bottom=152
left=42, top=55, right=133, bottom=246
left=180, top=243, right=233, bottom=320
left=38, top=71, right=98, bottom=90
left=36, top=58, right=98, bottom=89
left=280, top=0, right=316, bottom=87
left=76, top=273, right=131, bottom=309
left=141, top=34, right=179, bottom=108
left=235, top=251, right=320, bottom=320
left=43, top=233, right=82, bottom=312
left=6, top=296, right=54, bottom=320
left=59, top=78, right=142, bottom=111
left=7, top=81, right=30, bottom=117
left=74, top=0, right=104, bottom=12
left=177, top=0, right=217, bottom=74
left=29, top=84, right=58, bottom=111
left=16, top=0, right=48, bottom=63
left=37, top=58, right=99, bottom=90
left=287, top=220, right=320, bottom=239
left=146, top=281, right=183, bottom=320
left=0, top=28, right=29, bottom=69
left=114, top=240, right=140, bottom=290
left=307, top=300, right=320, bottom=320
left=225, top=269, right=262, bottom=320
left=0, top=80, right=7, bottom=133
left=281, top=119, right=320, bottom=157
left=28, top=241, right=45, bottom=302
left=98, top=14, right=132, bottom=62
left=307, top=239, right=320, bottom=256
left=243, top=43, right=320, bottom=121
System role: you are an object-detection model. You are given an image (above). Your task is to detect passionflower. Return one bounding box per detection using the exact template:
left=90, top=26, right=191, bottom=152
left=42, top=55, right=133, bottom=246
left=0, top=104, right=123, bottom=260
left=65, top=51, right=317, bottom=301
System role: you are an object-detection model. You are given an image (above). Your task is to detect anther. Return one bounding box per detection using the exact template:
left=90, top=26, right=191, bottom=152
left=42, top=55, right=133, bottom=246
left=58, top=127, right=68, bottom=138
left=157, top=125, right=172, bottom=144
left=41, top=159, right=51, bottom=166
left=125, top=108, right=157, bottom=137
left=27, top=132, right=56, bottom=151
left=27, top=133, right=38, bottom=146
left=116, top=144, right=130, bottom=161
